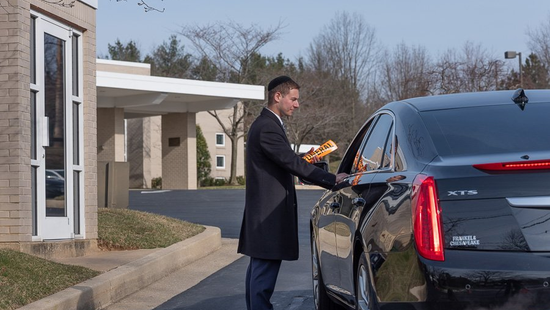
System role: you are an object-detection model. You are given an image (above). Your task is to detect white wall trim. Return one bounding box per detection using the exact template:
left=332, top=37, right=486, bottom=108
left=97, top=71, right=265, bottom=100
left=97, top=58, right=151, bottom=69
left=79, top=0, right=98, bottom=9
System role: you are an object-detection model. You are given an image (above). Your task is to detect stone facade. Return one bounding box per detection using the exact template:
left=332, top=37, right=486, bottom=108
left=127, top=116, right=162, bottom=189
left=161, top=113, right=197, bottom=189
left=97, top=108, right=125, bottom=162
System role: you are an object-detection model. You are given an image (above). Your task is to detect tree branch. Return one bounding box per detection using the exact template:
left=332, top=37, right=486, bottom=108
left=114, top=0, right=165, bottom=13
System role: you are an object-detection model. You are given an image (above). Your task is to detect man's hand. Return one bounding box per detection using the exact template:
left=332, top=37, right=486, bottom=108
left=306, top=147, right=321, bottom=163
left=335, top=173, right=349, bottom=184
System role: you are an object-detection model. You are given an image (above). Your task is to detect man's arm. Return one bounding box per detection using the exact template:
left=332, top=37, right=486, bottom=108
left=259, top=126, right=342, bottom=189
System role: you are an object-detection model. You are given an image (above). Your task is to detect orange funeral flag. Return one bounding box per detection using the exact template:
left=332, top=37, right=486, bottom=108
left=303, top=140, right=338, bottom=163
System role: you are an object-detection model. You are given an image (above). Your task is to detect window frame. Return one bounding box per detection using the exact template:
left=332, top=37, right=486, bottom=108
left=345, top=111, right=398, bottom=175
left=216, top=155, right=226, bottom=169
left=215, top=133, right=225, bottom=147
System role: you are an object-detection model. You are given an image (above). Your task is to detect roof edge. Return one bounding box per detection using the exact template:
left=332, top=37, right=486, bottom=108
left=96, top=71, right=265, bottom=101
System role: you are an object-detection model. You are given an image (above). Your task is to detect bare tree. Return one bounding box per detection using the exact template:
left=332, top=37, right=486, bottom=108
left=285, top=67, right=349, bottom=152
left=307, top=11, right=380, bottom=134
left=113, top=0, right=165, bottom=12
left=433, top=42, right=504, bottom=94
left=378, top=43, right=433, bottom=102
left=527, top=14, right=550, bottom=71
left=179, top=20, right=283, bottom=185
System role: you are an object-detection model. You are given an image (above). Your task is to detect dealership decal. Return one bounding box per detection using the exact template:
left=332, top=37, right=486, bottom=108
left=450, top=235, right=480, bottom=247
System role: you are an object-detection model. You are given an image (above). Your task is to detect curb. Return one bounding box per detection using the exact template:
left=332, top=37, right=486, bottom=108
left=18, top=226, right=222, bottom=310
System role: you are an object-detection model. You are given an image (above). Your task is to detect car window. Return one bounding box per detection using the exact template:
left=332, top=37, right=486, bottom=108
left=421, top=103, right=550, bottom=157
left=338, top=116, right=377, bottom=174
left=394, top=137, right=406, bottom=172
left=353, top=114, right=393, bottom=173
left=381, top=123, right=394, bottom=170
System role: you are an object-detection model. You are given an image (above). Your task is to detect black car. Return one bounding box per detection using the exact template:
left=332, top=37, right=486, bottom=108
left=310, top=89, right=550, bottom=310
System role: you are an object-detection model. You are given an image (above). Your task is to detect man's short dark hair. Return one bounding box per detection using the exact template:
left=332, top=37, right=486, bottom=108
left=267, top=76, right=300, bottom=104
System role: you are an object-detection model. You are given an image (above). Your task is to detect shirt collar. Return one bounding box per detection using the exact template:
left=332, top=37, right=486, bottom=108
left=266, top=107, right=284, bottom=126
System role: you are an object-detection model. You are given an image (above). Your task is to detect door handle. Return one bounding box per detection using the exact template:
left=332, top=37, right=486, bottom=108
left=352, top=197, right=366, bottom=208
left=43, top=116, right=49, bottom=147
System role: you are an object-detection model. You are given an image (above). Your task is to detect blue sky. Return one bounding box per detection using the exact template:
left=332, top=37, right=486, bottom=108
left=97, top=0, right=550, bottom=68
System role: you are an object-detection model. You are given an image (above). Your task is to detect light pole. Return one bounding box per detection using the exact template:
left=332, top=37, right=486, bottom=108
left=504, top=51, right=523, bottom=88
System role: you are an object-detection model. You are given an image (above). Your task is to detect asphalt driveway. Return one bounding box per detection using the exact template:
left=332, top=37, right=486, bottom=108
left=127, top=188, right=326, bottom=310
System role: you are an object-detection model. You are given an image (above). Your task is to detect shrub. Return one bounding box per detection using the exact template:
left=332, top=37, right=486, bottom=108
left=196, top=125, right=212, bottom=186
left=236, top=175, right=245, bottom=185
left=214, top=178, right=226, bottom=186
left=200, top=177, right=214, bottom=187
left=151, top=177, right=162, bottom=189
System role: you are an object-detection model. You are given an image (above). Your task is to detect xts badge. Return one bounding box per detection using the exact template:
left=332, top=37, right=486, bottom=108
left=448, top=190, right=478, bottom=196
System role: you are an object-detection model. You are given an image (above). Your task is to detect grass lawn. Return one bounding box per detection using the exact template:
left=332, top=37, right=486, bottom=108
left=0, top=208, right=204, bottom=310
left=0, top=249, right=99, bottom=310
left=98, top=208, right=204, bottom=250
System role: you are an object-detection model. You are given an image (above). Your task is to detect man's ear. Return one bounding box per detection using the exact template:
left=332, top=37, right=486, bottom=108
left=274, top=91, right=282, bottom=103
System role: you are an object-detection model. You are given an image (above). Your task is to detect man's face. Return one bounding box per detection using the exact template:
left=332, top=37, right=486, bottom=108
left=275, top=88, right=300, bottom=117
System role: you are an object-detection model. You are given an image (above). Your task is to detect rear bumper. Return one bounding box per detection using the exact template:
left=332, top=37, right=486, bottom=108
left=418, top=250, right=550, bottom=308
left=372, top=249, right=550, bottom=309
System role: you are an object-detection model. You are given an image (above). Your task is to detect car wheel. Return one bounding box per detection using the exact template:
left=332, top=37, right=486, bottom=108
left=356, top=252, right=377, bottom=310
left=311, top=234, right=342, bottom=310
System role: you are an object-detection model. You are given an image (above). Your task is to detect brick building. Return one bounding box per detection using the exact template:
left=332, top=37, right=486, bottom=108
left=0, top=1, right=262, bottom=258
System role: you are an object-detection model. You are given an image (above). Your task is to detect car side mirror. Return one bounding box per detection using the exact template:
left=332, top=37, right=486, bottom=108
left=299, top=161, right=329, bottom=185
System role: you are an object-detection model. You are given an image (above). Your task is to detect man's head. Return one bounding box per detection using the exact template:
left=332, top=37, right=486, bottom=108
left=267, top=76, right=300, bottom=117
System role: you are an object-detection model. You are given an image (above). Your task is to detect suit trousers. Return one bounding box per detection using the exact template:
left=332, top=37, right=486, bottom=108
left=245, top=257, right=282, bottom=310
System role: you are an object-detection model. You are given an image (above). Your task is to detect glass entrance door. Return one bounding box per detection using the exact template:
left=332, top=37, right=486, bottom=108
left=31, top=17, right=77, bottom=240
left=44, top=31, right=67, bottom=220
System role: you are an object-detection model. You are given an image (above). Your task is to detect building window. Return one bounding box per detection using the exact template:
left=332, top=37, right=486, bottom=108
left=216, top=155, right=225, bottom=169
left=216, top=133, right=225, bottom=146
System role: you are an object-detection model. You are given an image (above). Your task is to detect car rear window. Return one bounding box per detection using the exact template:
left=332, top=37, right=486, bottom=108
left=420, top=103, right=550, bottom=157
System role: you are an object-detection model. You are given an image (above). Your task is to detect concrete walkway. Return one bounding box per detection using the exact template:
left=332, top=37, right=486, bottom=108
left=18, top=226, right=224, bottom=310
left=104, top=238, right=242, bottom=310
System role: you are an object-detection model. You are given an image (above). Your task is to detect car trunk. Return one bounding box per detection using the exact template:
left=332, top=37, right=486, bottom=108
left=434, top=168, right=550, bottom=252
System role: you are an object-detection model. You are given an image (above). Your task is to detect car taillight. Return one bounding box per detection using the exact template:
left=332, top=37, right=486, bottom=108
left=474, top=159, right=550, bottom=171
left=411, top=175, right=444, bottom=261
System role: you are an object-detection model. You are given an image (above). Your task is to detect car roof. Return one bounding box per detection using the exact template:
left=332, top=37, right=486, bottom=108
left=399, top=89, right=550, bottom=112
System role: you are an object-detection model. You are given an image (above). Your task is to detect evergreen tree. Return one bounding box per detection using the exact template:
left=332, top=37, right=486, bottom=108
left=196, top=125, right=211, bottom=187
left=523, top=53, right=550, bottom=89
left=144, top=35, right=193, bottom=78
left=191, top=56, right=219, bottom=81
left=107, top=39, right=142, bottom=62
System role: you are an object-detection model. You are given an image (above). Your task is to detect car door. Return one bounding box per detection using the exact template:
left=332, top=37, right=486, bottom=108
left=358, top=119, right=420, bottom=304
left=313, top=189, right=341, bottom=289
left=314, top=115, right=378, bottom=297
left=332, top=113, right=395, bottom=302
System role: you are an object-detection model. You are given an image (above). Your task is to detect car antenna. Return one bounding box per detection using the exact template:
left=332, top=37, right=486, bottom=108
left=511, top=88, right=528, bottom=110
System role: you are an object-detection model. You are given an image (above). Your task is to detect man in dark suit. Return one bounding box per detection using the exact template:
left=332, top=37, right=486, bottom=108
left=238, top=76, right=348, bottom=310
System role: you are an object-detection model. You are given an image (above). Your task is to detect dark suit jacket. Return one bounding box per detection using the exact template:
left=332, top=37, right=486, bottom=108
left=237, top=108, right=336, bottom=261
